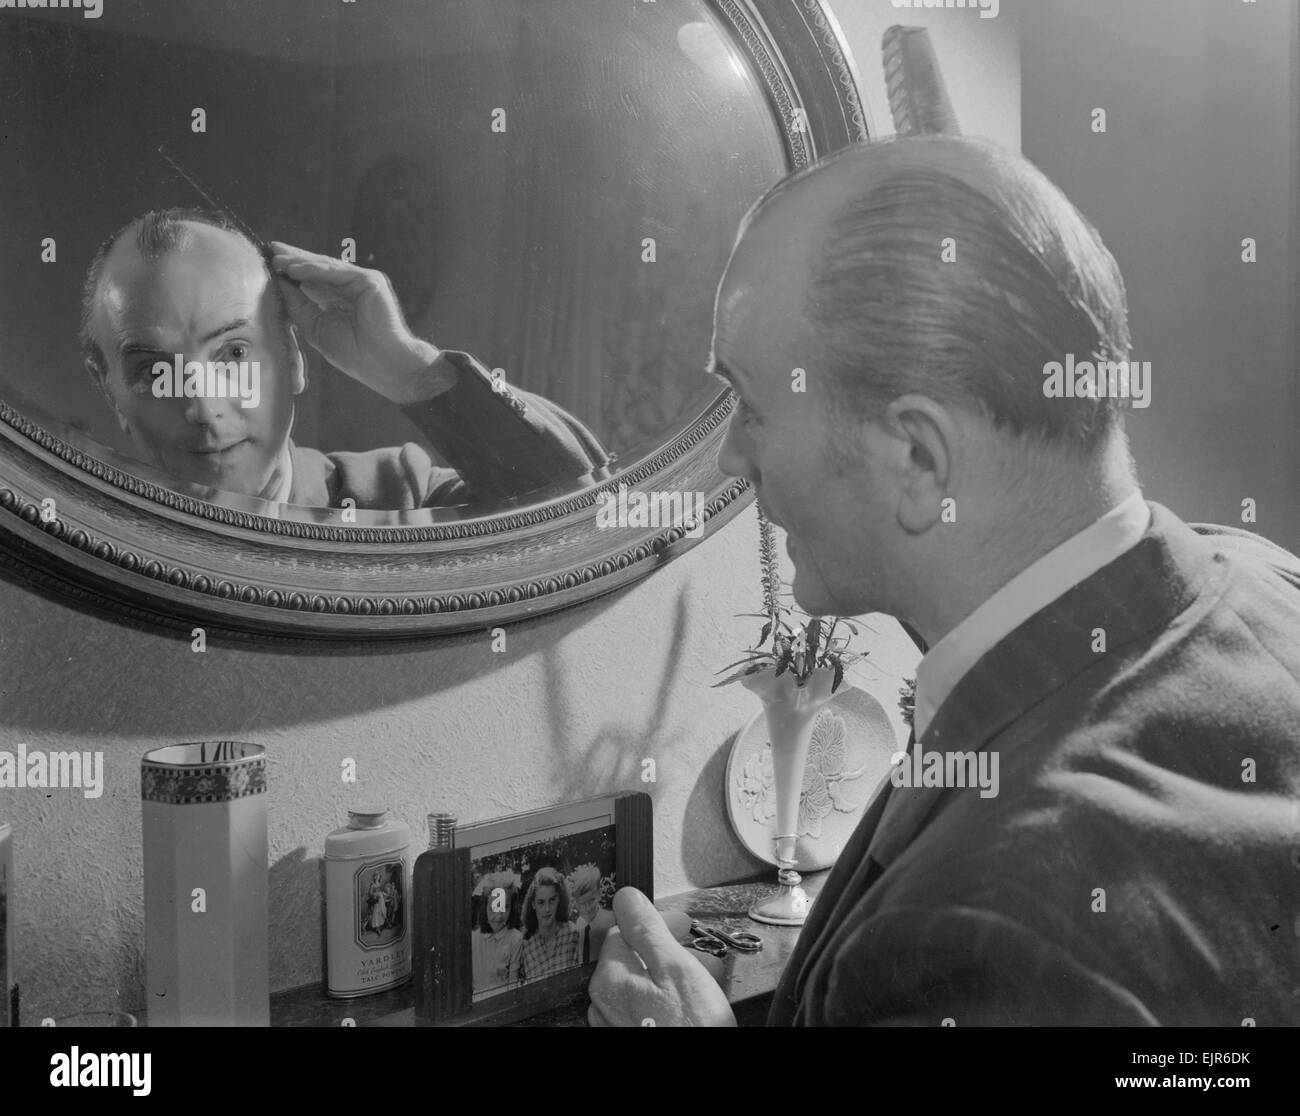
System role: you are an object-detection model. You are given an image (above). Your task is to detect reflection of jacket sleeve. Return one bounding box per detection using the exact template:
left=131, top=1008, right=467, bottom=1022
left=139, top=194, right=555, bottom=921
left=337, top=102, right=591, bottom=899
left=303, top=350, right=614, bottom=511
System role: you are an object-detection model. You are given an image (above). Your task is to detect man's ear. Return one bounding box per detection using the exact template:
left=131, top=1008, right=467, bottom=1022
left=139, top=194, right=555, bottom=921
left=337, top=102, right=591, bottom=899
left=86, top=359, right=130, bottom=434
left=884, top=394, right=959, bottom=534
left=287, top=325, right=307, bottom=396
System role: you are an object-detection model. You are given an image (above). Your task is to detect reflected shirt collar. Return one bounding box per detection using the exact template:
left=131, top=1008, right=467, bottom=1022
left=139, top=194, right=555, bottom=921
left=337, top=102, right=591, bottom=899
left=913, top=490, right=1151, bottom=741
left=259, top=443, right=294, bottom=504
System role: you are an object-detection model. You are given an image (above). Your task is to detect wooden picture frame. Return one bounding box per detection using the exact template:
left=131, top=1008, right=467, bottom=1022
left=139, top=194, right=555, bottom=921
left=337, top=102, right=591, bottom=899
left=411, top=792, right=652, bottom=1027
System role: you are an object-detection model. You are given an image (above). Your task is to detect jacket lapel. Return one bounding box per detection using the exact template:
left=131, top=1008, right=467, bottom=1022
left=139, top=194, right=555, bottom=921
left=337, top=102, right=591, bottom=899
left=863, top=502, right=1218, bottom=872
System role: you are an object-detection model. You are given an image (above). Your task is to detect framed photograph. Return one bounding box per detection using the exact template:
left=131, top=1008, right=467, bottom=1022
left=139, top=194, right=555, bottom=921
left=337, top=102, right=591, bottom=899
left=411, top=792, right=652, bottom=1026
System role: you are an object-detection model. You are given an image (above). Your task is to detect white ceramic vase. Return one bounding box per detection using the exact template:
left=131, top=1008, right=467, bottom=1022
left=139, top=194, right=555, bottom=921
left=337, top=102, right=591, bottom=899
left=741, top=665, right=837, bottom=925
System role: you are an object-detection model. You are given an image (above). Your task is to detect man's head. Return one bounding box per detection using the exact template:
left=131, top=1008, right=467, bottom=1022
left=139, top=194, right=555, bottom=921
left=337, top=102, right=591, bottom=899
left=710, top=136, right=1137, bottom=626
left=569, top=864, right=602, bottom=924
left=81, top=209, right=305, bottom=497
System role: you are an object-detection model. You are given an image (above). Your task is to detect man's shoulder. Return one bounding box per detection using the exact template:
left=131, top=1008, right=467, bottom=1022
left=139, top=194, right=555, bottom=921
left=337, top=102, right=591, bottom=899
left=293, top=441, right=449, bottom=510
left=788, top=512, right=1300, bottom=1024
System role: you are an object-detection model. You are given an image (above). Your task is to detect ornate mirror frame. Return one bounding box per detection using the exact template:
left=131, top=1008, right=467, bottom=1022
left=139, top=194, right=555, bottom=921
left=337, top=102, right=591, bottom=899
left=0, top=0, right=869, bottom=639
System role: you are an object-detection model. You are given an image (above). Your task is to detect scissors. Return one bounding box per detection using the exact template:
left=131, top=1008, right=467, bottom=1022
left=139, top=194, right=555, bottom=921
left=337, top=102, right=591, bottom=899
left=686, top=920, right=763, bottom=958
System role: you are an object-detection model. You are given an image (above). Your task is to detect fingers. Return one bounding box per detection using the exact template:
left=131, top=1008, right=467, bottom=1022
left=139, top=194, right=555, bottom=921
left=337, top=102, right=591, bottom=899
left=594, top=925, right=647, bottom=974
left=273, top=274, right=317, bottom=315
left=268, top=242, right=370, bottom=289
left=612, top=887, right=685, bottom=980
left=587, top=931, right=653, bottom=1028
left=663, top=910, right=692, bottom=942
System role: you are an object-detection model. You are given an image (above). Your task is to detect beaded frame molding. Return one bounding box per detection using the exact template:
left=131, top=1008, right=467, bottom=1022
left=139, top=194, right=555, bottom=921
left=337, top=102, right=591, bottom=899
left=0, top=0, right=869, bottom=640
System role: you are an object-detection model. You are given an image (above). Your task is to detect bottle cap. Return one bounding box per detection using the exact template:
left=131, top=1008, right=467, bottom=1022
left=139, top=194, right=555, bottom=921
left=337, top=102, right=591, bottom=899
left=427, top=813, right=456, bottom=848
left=347, top=809, right=389, bottom=830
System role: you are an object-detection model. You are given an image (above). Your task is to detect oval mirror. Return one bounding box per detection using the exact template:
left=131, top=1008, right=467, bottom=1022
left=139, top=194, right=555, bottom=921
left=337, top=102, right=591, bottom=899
left=0, top=0, right=868, bottom=637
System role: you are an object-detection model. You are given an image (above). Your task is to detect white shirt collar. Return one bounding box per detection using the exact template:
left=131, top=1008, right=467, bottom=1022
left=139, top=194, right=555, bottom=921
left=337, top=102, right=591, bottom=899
left=261, top=444, right=294, bottom=504
left=913, top=490, right=1151, bottom=741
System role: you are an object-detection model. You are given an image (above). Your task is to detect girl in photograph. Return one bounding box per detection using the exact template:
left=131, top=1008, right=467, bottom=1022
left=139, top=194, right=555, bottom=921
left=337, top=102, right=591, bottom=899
left=519, top=867, right=580, bottom=983
left=471, top=871, right=524, bottom=994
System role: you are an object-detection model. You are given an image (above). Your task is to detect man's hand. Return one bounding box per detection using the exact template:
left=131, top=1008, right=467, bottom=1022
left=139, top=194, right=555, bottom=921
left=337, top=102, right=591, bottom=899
left=268, top=242, right=457, bottom=405
left=587, top=887, right=737, bottom=1027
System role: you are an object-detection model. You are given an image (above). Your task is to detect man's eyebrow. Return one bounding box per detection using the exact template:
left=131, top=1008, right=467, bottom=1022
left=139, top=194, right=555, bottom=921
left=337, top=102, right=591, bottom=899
left=116, top=318, right=252, bottom=358
left=200, top=318, right=251, bottom=345
left=117, top=338, right=169, bottom=358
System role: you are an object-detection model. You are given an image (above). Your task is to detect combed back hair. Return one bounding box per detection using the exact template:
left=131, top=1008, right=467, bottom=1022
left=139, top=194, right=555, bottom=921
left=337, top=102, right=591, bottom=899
left=568, top=863, right=602, bottom=902
left=79, top=208, right=269, bottom=382
left=743, top=136, right=1133, bottom=451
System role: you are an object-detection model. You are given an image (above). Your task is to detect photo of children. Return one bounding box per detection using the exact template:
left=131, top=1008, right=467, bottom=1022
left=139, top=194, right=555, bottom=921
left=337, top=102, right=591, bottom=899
left=468, top=824, right=616, bottom=1001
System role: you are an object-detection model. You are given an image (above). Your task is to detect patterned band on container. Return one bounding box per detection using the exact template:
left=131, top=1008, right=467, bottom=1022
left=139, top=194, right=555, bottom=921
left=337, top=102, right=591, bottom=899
left=141, top=742, right=267, bottom=805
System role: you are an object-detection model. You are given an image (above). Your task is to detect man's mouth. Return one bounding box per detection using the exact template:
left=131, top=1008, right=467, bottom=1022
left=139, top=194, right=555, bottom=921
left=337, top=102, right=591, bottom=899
left=191, top=439, right=249, bottom=459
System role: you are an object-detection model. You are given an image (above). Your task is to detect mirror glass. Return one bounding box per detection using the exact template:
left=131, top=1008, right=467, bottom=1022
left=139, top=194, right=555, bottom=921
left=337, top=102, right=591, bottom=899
left=0, top=0, right=787, bottom=521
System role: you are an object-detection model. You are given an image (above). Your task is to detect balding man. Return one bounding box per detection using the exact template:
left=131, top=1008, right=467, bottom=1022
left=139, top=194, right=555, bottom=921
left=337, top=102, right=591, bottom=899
left=589, top=136, right=1300, bottom=1027
left=80, top=208, right=612, bottom=509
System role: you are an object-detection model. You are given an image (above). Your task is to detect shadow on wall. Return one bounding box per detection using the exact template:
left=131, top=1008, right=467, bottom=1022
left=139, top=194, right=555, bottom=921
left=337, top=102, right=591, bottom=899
left=531, top=582, right=760, bottom=886
left=253, top=580, right=761, bottom=957
left=681, top=725, right=770, bottom=889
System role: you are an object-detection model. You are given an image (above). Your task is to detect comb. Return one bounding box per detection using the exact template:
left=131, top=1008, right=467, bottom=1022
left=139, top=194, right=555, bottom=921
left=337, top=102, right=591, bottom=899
left=156, top=145, right=273, bottom=260
left=882, top=26, right=961, bottom=137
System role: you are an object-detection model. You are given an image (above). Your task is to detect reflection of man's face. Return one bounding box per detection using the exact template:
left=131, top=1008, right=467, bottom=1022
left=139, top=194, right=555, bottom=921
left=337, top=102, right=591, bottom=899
left=533, top=884, right=558, bottom=932
left=89, top=222, right=304, bottom=497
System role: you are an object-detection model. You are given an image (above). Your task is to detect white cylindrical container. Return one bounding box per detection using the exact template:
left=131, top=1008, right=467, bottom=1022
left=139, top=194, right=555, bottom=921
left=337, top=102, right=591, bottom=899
left=141, top=742, right=269, bottom=1026
left=1, top=823, right=13, bottom=1027
left=325, top=809, right=411, bottom=998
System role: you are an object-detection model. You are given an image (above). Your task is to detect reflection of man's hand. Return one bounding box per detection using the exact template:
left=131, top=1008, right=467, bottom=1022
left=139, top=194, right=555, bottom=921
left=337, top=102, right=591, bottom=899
left=587, top=888, right=737, bottom=1027
left=268, top=242, right=457, bottom=405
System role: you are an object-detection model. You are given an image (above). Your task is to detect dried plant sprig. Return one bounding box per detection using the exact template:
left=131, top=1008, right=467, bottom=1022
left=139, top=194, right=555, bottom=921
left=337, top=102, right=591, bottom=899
left=756, top=504, right=781, bottom=624
left=715, top=510, right=864, bottom=694
left=714, top=605, right=863, bottom=693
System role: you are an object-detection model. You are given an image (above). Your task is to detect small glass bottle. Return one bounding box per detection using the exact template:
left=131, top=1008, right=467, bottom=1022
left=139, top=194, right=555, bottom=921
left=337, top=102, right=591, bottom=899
left=325, top=809, right=412, bottom=998
left=426, top=812, right=456, bottom=850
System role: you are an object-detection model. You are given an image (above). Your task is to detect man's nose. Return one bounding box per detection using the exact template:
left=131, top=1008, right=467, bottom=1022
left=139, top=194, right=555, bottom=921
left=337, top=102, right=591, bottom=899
left=182, top=384, right=230, bottom=425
